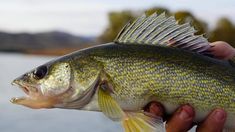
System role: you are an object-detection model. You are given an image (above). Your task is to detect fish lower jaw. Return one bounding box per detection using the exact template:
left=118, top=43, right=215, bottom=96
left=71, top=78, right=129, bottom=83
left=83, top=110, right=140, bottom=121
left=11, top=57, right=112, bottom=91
left=10, top=96, right=28, bottom=104
left=10, top=95, right=40, bottom=104
left=10, top=85, right=55, bottom=109
left=10, top=96, right=56, bottom=109
left=10, top=92, right=41, bottom=105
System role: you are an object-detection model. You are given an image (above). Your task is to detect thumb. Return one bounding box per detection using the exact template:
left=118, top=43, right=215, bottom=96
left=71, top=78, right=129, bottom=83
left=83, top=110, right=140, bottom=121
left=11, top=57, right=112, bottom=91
left=144, top=101, right=165, bottom=117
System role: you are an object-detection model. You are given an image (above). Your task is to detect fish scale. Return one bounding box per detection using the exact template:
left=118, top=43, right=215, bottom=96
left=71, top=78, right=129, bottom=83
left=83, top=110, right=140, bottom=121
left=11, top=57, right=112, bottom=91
left=88, top=44, right=235, bottom=113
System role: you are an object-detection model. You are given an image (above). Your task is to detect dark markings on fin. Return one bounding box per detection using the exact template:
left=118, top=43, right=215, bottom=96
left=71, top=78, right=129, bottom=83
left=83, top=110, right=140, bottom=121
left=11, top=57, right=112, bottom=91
left=114, top=12, right=211, bottom=54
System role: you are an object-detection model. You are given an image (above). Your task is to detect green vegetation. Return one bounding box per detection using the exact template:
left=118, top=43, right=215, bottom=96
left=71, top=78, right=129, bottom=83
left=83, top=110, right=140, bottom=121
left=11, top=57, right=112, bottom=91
left=99, top=7, right=235, bottom=47
left=98, top=11, right=135, bottom=43
left=209, top=18, right=235, bottom=46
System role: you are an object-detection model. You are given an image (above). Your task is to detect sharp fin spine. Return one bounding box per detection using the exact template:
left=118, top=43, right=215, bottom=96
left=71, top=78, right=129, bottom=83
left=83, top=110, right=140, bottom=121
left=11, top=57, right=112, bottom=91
left=130, top=13, right=158, bottom=43
left=115, top=12, right=211, bottom=54
left=123, top=15, right=147, bottom=43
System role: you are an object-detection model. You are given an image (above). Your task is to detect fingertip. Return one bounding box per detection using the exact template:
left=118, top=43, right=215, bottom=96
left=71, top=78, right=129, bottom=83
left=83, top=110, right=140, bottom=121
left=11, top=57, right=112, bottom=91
left=166, top=105, right=195, bottom=132
left=197, top=109, right=227, bottom=132
left=143, top=101, right=165, bottom=117
left=179, top=105, right=195, bottom=120
left=211, top=41, right=229, bottom=46
left=213, top=109, right=227, bottom=122
left=210, top=42, right=216, bottom=46
left=149, top=102, right=165, bottom=117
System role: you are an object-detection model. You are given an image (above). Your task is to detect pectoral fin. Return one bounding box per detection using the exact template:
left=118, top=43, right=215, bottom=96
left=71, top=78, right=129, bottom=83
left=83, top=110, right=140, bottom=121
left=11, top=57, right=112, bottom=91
left=98, top=83, right=125, bottom=121
left=97, top=80, right=165, bottom=132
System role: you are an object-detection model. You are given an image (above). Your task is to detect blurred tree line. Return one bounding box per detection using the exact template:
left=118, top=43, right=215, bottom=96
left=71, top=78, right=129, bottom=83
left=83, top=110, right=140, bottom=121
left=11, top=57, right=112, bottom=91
left=99, top=7, right=235, bottom=47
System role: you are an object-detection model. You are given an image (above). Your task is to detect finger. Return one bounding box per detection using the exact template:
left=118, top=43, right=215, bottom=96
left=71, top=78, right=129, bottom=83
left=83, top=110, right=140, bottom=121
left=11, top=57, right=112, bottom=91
left=166, top=105, right=195, bottom=132
left=207, top=46, right=215, bottom=52
left=209, top=42, right=218, bottom=46
left=144, top=101, right=165, bottom=117
left=207, top=43, right=216, bottom=51
left=197, top=109, right=226, bottom=132
left=207, top=48, right=225, bottom=59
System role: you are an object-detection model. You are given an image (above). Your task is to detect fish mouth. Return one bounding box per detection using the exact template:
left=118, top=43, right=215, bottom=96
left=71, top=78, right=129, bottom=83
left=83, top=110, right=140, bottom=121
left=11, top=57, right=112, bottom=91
left=10, top=86, right=35, bottom=104
left=11, top=79, right=37, bottom=101
left=11, top=80, right=29, bottom=101
left=10, top=79, right=56, bottom=109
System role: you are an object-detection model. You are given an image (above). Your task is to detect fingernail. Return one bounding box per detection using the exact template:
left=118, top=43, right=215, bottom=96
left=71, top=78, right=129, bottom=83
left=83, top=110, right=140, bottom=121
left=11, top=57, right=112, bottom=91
left=178, top=105, right=194, bottom=120
left=149, top=103, right=164, bottom=117
left=213, top=110, right=226, bottom=122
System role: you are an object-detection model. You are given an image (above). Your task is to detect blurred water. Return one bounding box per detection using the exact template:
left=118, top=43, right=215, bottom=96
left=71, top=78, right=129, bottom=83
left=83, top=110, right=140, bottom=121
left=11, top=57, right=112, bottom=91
left=0, top=53, right=122, bottom=132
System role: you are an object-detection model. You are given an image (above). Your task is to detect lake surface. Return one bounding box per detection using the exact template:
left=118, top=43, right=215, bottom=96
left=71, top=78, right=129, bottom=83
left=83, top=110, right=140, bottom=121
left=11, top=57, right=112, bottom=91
left=0, top=53, right=122, bottom=132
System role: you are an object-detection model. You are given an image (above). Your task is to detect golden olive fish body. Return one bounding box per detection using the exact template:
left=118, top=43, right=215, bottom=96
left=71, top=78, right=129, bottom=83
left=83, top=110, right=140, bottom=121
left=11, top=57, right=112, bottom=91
left=11, top=13, right=235, bottom=131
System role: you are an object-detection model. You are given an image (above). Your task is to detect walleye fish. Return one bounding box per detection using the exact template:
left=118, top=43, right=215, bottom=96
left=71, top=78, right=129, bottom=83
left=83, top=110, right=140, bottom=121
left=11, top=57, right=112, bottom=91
left=11, top=13, right=235, bottom=132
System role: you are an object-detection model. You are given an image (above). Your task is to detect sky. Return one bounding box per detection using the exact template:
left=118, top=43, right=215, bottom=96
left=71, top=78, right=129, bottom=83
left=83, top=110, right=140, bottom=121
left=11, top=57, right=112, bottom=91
left=0, top=0, right=235, bottom=36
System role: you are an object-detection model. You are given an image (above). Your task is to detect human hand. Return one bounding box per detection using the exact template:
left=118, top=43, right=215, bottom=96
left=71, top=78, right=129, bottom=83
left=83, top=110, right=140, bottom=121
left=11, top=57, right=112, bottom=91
left=209, top=41, right=235, bottom=60
left=144, top=102, right=227, bottom=132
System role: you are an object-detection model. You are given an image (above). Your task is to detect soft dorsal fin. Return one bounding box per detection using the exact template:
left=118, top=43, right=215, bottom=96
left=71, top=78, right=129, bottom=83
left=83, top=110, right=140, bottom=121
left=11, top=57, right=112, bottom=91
left=114, top=13, right=211, bottom=54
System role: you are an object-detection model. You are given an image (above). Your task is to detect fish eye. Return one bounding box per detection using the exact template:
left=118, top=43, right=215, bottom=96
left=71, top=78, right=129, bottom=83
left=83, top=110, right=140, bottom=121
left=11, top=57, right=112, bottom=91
left=33, top=66, right=48, bottom=80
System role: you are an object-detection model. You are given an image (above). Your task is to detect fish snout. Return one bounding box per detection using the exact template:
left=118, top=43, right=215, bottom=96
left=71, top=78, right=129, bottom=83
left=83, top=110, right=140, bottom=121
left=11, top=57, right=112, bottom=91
left=11, top=79, right=19, bottom=86
left=12, top=77, right=40, bottom=97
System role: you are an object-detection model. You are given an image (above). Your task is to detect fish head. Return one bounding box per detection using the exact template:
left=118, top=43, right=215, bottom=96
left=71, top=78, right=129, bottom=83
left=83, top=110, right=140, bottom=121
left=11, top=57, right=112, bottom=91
left=11, top=61, right=73, bottom=109
left=11, top=56, right=101, bottom=110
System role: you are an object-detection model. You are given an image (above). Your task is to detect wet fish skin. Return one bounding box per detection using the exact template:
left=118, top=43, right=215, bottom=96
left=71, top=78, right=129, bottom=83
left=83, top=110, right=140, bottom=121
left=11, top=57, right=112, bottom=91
left=87, top=43, right=235, bottom=108
left=11, top=12, right=235, bottom=131
left=11, top=43, right=235, bottom=130
left=85, top=43, right=235, bottom=128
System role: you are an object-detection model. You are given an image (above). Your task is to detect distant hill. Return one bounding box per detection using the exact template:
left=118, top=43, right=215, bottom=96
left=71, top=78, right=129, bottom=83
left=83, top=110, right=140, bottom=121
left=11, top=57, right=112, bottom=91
left=0, top=31, right=97, bottom=55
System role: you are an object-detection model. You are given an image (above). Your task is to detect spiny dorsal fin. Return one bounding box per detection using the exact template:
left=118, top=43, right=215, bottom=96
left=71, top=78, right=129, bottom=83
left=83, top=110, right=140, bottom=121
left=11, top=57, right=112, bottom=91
left=114, top=13, right=211, bottom=54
